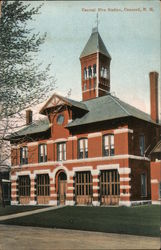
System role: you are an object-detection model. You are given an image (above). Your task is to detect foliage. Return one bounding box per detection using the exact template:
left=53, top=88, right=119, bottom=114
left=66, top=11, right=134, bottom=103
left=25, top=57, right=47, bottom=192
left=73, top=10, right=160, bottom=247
left=0, top=0, right=55, bottom=119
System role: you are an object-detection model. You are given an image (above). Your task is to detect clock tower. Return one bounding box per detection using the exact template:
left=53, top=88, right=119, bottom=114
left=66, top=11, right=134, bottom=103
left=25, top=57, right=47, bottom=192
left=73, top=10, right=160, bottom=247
left=80, top=27, right=111, bottom=101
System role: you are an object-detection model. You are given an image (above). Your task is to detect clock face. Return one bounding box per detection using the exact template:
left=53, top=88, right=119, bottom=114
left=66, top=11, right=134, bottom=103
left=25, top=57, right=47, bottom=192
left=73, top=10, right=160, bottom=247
left=57, top=114, right=64, bottom=125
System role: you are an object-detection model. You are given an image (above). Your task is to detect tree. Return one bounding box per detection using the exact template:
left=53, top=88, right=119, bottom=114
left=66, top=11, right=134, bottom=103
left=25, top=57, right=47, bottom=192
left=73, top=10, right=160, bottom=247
left=0, top=0, right=56, bottom=166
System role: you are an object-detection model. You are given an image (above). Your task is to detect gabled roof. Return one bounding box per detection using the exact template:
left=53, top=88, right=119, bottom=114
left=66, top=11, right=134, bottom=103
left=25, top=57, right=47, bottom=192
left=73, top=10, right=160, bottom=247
left=80, top=28, right=111, bottom=59
left=40, top=93, right=88, bottom=114
left=6, top=118, right=50, bottom=140
left=67, top=94, right=156, bottom=128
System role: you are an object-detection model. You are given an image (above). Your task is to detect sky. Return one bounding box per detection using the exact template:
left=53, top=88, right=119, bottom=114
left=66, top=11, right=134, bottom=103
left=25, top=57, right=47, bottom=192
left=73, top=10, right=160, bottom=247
left=29, top=0, right=160, bottom=117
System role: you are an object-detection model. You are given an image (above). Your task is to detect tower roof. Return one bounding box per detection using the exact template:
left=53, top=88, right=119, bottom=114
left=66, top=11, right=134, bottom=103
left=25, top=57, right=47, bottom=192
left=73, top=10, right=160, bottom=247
left=80, top=27, right=111, bottom=59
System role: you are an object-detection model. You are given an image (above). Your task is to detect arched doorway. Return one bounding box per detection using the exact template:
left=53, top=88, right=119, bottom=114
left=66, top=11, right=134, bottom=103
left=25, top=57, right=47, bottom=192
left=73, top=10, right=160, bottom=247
left=57, top=171, right=67, bottom=205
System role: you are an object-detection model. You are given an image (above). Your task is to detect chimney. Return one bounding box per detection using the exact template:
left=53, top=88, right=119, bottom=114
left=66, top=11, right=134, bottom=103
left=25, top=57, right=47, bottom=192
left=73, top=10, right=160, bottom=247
left=149, top=71, right=159, bottom=123
left=26, top=110, right=32, bottom=125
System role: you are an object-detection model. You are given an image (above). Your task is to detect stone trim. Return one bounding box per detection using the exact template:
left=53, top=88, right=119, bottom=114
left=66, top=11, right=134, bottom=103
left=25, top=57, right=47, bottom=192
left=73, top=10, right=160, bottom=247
left=47, top=140, right=55, bottom=144
left=11, top=201, right=19, bottom=205
left=120, top=193, right=131, bottom=197
left=53, top=165, right=70, bottom=182
left=88, top=132, right=102, bottom=138
left=120, top=185, right=131, bottom=189
left=93, top=178, right=99, bottom=182
left=66, top=200, right=75, bottom=205
left=93, top=193, right=99, bottom=197
left=120, top=177, right=131, bottom=181
left=54, top=138, right=67, bottom=143
left=68, top=136, right=77, bottom=141
left=11, top=154, right=150, bottom=169
left=151, top=179, right=158, bottom=184
left=119, top=168, right=131, bottom=174
left=152, top=200, right=161, bottom=205
left=92, top=201, right=100, bottom=206
left=119, top=201, right=131, bottom=206
left=66, top=193, right=74, bottom=197
left=97, top=164, right=119, bottom=171
left=68, top=186, right=74, bottom=190
left=72, top=166, right=93, bottom=172
left=114, top=128, right=133, bottom=134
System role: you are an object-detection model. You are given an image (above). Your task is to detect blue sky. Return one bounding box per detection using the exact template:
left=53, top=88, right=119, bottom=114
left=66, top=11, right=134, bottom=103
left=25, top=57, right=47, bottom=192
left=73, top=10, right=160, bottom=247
left=29, top=1, right=160, bottom=116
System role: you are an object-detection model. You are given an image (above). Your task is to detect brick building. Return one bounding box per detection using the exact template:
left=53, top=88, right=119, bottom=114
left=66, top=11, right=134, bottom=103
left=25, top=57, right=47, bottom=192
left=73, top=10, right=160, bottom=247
left=150, top=140, right=161, bottom=204
left=7, top=27, right=161, bottom=206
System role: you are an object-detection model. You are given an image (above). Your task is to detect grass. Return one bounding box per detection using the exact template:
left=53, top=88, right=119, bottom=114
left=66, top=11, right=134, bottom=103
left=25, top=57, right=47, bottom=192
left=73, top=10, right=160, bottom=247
left=0, top=205, right=160, bottom=237
left=0, top=205, right=47, bottom=216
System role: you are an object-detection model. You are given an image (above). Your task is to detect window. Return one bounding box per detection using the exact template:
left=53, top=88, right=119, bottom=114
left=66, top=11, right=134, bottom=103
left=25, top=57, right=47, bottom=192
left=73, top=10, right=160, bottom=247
left=93, top=64, right=96, bottom=77
left=75, top=171, right=92, bottom=196
left=78, top=138, right=88, bottom=159
left=100, top=170, right=120, bottom=196
left=88, top=66, right=92, bottom=78
left=84, top=67, right=87, bottom=80
left=103, top=134, right=114, bottom=156
left=20, top=147, right=28, bottom=165
left=18, top=176, right=30, bottom=196
left=141, top=173, right=147, bottom=197
left=101, top=66, right=105, bottom=78
left=139, top=135, right=145, bottom=156
left=57, top=114, right=64, bottom=125
left=89, top=79, right=91, bottom=90
left=159, top=182, right=161, bottom=199
left=57, top=142, right=66, bottom=161
left=36, top=174, right=50, bottom=196
left=38, top=144, right=47, bottom=163
left=83, top=83, right=87, bottom=91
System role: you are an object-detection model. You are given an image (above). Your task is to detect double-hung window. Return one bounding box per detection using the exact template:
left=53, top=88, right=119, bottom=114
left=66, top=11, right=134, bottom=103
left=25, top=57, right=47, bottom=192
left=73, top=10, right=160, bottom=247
left=78, top=138, right=88, bottom=159
left=103, top=134, right=114, bottom=156
left=20, top=147, right=28, bottom=165
left=38, top=144, right=47, bottom=163
left=141, top=173, right=147, bottom=197
left=57, top=142, right=66, bottom=161
left=139, top=135, right=145, bottom=156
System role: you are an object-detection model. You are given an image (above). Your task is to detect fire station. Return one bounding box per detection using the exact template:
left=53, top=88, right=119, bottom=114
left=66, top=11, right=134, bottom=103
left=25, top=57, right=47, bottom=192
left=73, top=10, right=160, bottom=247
left=8, top=27, right=161, bottom=206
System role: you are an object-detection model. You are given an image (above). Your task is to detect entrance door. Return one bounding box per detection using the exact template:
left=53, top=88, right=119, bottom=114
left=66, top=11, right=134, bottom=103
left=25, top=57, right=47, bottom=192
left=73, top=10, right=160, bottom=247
left=58, top=172, right=67, bottom=205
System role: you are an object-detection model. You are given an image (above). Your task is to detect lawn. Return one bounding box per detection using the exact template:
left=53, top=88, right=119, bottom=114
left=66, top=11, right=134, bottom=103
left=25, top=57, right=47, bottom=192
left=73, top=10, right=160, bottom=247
left=0, top=205, right=47, bottom=216
left=0, top=205, right=160, bottom=237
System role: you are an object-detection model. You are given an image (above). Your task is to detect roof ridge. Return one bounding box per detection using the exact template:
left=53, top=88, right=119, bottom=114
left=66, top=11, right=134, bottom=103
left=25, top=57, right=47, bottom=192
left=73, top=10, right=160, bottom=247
left=109, top=95, right=131, bottom=116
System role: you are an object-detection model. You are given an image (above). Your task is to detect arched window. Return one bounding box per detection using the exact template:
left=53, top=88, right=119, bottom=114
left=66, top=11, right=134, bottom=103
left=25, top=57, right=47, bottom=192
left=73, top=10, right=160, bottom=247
left=20, top=147, right=28, bottom=165
left=78, top=138, right=88, bottom=159
left=38, top=144, right=47, bottom=163
left=103, top=134, right=114, bottom=156
left=84, top=67, right=87, bottom=80
left=93, top=64, right=96, bottom=77
left=88, top=66, right=92, bottom=78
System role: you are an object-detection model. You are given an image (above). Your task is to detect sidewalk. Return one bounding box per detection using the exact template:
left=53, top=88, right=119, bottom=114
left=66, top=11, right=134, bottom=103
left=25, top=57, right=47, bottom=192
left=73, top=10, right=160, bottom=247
left=0, top=224, right=160, bottom=250
left=0, top=205, right=65, bottom=221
